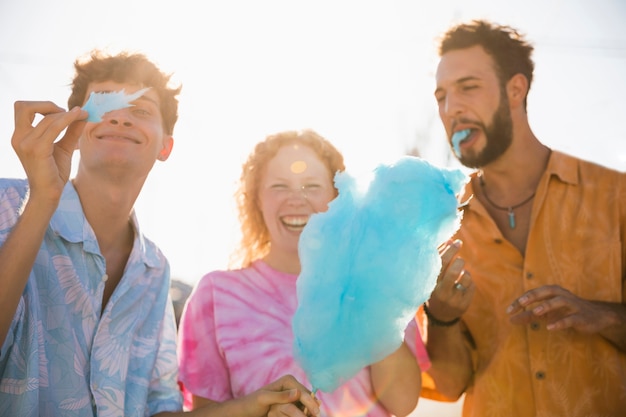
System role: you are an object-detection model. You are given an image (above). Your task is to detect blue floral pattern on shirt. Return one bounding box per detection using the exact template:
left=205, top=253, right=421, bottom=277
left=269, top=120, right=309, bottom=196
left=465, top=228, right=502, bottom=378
left=0, top=179, right=182, bottom=417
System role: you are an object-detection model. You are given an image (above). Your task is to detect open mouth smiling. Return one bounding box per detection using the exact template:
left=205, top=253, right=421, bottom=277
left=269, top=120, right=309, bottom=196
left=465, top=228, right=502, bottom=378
left=281, top=215, right=310, bottom=231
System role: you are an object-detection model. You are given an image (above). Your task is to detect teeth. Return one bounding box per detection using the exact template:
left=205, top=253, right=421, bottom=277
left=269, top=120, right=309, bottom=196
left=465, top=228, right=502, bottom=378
left=282, top=216, right=309, bottom=227
left=451, top=129, right=471, bottom=157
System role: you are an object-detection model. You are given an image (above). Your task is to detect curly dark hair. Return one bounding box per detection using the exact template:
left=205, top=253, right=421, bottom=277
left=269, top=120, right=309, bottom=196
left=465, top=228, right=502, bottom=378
left=438, top=19, right=535, bottom=109
left=67, top=50, right=181, bottom=135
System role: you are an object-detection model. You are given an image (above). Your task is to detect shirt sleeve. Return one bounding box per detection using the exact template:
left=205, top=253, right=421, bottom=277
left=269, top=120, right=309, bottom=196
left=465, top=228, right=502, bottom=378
left=177, top=273, right=233, bottom=409
left=404, top=316, right=431, bottom=371
left=148, top=295, right=184, bottom=415
left=0, top=298, right=22, bottom=362
left=413, top=307, right=463, bottom=402
left=0, top=182, right=25, bottom=361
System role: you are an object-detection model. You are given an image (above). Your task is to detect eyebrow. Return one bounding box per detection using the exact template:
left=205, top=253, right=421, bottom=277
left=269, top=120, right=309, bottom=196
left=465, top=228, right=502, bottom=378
left=456, top=76, right=481, bottom=84
left=132, top=95, right=159, bottom=107
left=267, top=174, right=329, bottom=182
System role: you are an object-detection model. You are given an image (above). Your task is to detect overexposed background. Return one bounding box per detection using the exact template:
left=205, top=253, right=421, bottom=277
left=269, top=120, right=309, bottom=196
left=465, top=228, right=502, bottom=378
left=1, top=1, right=625, bottom=415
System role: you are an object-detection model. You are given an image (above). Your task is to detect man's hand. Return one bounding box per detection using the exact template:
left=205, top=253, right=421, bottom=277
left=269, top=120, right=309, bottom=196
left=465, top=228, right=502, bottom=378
left=11, top=101, right=87, bottom=202
left=508, top=284, right=624, bottom=334
left=426, top=240, right=474, bottom=322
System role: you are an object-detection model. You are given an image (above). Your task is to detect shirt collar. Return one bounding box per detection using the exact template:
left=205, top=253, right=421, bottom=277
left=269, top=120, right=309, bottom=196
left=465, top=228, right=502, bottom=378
left=49, top=182, right=161, bottom=268
left=545, top=150, right=579, bottom=186
left=457, top=150, right=576, bottom=211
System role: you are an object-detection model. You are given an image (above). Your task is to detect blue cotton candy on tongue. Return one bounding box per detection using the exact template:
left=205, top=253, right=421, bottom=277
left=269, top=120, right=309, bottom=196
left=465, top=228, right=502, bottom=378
left=82, top=88, right=151, bottom=122
left=292, top=156, right=468, bottom=393
left=451, top=129, right=471, bottom=158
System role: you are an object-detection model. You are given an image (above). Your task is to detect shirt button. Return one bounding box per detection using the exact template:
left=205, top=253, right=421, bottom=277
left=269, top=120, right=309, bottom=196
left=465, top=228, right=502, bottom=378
left=535, top=371, right=546, bottom=380
left=526, top=272, right=534, bottom=279
left=530, top=322, right=540, bottom=330
left=102, top=274, right=108, bottom=282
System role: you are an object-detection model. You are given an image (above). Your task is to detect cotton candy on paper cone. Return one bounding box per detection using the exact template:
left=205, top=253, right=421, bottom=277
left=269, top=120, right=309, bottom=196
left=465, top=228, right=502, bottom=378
left=292, top=156, right=467, bottom=392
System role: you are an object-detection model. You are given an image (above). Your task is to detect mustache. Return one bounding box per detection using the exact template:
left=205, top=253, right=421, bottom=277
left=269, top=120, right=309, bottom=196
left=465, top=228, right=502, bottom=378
left=451, top=118, right=483, bottom=132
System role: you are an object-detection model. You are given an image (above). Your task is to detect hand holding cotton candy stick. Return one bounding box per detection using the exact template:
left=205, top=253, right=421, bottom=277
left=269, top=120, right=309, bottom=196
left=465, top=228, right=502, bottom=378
left=292, top=156, right=468, bottom=393
left=82, top=87, right=151, bottom=122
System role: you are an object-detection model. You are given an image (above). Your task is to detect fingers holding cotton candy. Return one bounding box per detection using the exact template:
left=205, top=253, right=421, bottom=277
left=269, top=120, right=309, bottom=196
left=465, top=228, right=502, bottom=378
left=293, top=156, right=468, bottom=393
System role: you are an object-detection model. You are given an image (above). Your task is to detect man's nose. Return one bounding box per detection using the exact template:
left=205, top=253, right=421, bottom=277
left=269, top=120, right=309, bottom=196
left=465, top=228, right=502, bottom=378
left=104, top=110, right=133, bottom=127
left=442, top=93, right=464, bottom=117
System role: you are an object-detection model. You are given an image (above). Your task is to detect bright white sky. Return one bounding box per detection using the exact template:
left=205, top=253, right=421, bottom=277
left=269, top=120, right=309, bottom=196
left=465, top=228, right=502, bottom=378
left=1, top=0, right=625, bottom=287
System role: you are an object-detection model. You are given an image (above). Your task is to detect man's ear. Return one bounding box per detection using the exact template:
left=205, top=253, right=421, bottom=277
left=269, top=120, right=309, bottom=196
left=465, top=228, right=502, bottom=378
left=158, top=135, right=174, bottom=161
left=507, top=73, right=529, bottom=109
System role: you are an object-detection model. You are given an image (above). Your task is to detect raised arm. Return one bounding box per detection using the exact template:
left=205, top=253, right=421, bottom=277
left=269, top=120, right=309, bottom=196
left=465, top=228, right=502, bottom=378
left=0, top=102, right=86, bottom=345
left=421, top=240, right=474, bottom=400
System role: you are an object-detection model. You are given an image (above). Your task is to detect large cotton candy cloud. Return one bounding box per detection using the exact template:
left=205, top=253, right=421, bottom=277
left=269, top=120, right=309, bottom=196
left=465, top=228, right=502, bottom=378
left=292, top=156, right=467, bottom=393
left=82, top=88, right=151, bottom=122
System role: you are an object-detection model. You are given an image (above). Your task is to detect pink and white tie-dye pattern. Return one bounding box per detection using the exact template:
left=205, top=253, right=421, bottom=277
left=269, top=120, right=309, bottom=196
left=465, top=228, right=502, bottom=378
left=178, top=260, right=429, bottom=417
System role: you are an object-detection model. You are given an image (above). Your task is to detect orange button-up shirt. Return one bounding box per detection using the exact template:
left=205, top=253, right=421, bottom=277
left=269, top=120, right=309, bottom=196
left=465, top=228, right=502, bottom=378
left=421, top=151, right=626, bottom=416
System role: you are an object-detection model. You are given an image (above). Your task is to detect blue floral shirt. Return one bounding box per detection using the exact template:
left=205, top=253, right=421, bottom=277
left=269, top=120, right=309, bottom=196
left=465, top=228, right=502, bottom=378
left=0, top=179, right=182, bottom=417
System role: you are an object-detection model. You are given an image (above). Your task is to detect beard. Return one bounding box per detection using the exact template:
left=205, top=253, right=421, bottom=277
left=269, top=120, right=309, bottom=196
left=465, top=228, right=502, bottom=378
left=458, top=89, right=513, bottom=169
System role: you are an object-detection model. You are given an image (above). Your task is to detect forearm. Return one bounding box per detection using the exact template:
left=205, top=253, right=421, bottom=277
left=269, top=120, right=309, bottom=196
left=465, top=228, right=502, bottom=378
left=0, top=196, right=56, bottom=344
left=154, top=398, right=247, bottom=417
left=423, top=316, right=473, bottom=399
left=155, top=375, right=320, bottom=417
left=371, top=342, right=421, bottom=417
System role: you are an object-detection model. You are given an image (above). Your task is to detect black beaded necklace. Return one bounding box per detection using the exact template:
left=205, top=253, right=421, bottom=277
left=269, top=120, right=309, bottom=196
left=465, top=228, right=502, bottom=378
left=479, top=176, right=536, bottom=229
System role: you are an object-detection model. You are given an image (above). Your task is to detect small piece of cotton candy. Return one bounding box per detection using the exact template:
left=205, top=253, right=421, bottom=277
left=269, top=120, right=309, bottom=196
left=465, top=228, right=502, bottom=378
left=292, top=156, right=468, bottom=392
left=82, top=87, right=151, bottom=122
left=451, top=129, right=471, bottom=158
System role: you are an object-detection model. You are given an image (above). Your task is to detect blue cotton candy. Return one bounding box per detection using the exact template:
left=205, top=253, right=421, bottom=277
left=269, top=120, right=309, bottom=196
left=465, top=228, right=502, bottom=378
left=292, top=156, right=468, bottom=393
left=82, top=88, right=151, bottom=122
left=451, top=129, right=471, bottom=158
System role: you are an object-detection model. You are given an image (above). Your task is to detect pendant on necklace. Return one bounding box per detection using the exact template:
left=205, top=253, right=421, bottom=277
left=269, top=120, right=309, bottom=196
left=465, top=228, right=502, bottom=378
left=507, top=208, right=516, bottom=229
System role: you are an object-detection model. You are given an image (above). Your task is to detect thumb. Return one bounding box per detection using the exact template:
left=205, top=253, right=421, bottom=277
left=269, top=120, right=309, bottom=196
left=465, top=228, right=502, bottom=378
left=56, top=108, right=87, bottom=154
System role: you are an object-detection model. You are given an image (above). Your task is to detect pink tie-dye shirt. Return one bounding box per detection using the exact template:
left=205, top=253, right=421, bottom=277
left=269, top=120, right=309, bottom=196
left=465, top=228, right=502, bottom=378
left=177, top=260, right=430, bottom=417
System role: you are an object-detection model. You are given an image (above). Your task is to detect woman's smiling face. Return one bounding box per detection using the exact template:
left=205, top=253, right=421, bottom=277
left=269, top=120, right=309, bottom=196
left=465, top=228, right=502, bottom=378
left=258, top=143, right=336, bottom=257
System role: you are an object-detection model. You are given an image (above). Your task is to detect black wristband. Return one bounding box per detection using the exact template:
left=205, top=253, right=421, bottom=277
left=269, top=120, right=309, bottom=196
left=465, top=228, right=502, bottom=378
left=423, top=302, right=461, bottom=327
